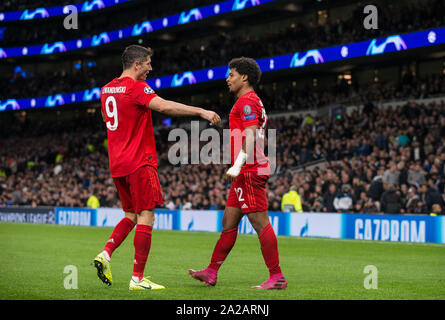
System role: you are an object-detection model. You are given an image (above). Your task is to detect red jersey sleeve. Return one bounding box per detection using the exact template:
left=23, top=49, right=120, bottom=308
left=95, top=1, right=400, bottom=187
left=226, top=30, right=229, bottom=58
left=234, top=97, right=260, bottom=128
left=132, top=81, right=158, bottom=107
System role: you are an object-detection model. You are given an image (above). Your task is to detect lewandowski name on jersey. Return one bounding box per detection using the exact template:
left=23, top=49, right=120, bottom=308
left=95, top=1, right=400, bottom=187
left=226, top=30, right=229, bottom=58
left=102, top=86, right=126, bottom=94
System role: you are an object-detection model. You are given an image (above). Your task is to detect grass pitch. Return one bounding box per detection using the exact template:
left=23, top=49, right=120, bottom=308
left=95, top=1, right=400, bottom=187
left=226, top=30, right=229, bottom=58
left=0, top=222, right=444, bottom=300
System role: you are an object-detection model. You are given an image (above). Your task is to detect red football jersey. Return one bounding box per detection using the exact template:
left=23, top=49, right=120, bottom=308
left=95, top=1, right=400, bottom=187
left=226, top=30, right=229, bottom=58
left=100, top=76, right=158, bottom=177
left=229, top=90, right=269, bottom=174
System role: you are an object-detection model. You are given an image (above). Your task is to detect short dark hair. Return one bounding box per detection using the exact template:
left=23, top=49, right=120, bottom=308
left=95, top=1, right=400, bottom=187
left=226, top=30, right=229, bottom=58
left=228, top=57, right=261, bottom=86
left=122, top=45, right=153, bottom=70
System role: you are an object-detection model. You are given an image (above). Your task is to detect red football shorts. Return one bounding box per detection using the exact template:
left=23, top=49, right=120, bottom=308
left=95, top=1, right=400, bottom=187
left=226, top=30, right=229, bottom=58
left=226, top=170, right=269, bottom=214
left=113, top=165, right=163, bottom=213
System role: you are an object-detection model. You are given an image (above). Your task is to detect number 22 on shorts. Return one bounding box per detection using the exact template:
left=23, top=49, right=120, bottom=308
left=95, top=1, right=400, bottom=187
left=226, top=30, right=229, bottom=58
left=234, top=187, right=245, bottom=202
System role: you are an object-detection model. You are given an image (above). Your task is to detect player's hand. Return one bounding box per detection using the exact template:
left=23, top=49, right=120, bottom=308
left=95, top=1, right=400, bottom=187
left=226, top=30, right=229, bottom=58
left=200, top=110, right=221, bottom=126
left=225, top=166, right=240, bottom=182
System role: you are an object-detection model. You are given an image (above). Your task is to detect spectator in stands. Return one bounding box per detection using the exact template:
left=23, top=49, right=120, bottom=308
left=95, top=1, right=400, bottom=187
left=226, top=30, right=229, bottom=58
left=419, top=183, right=444, bottom=213
left=405, top=186, right=420, bottom=213
left=413, top=200, right=428, bottom=214
left=175, top=197, right=183, bottom=210
left=398, top=161, right=409, bottom=186
left=430, top=204, right=442, bottom=216
left=380, top=184, right=402, bottom=214
left=352, top=175, right=365, bottom=199
left=383, top=161, right=400, bottom=186
left=333, top=184, right=354, bottom=213
left=1, top=97, right=444, bottom=215
left=361, top=193, right=379, bottom=214
left=397, top=129, right=410, bottom=147
left=87, top=194, right=100, bottom=209
left=322, top=183, right=337, bottom=213
left=182, top=194, right=193, bottom=210
left=281, top=186, right=303, bottom=213
left=410, top=142, right=425, bottom=164
left=269, top=199, right=281, bottom=212
left=374, top=131, right=387, bottom=151
left=164, top=197, right=175, bottom=210
left=3, top=0, right=445, bottom=104
left=368, top=175, right=384, bottom=202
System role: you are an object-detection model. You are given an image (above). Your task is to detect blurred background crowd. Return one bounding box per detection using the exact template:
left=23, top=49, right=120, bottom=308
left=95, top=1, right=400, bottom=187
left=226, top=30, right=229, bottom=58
left=1, top=95, right=444, bottom=214
left=1, top=0, right=445, bottom=215
left=1, top=0, right=445, bottom=100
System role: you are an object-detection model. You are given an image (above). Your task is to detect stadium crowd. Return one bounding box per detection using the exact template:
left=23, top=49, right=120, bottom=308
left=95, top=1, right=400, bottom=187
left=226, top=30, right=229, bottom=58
left=2, top=0, right=445, bottom=100
left=0, top=0, right=84, bottom=11
left=1, top=0, right=445, bottom=215
left=3, top=0, right=444, bottom=49
left=3, top=61, right=445, bottom=118
left=1, top=94, right=444, bottom=215
left=1, top=0, right=224, bottom=47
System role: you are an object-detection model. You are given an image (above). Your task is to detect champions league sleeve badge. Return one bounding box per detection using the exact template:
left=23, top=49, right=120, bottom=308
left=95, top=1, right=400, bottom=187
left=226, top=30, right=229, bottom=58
left=144, top=86, right=155, bottom=94
left=242, top=104, right=256, bottom=121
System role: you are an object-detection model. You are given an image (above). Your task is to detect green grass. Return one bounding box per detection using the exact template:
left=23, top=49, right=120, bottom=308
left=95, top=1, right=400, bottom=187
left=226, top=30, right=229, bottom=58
left=0, top=222, right=444, bottom=300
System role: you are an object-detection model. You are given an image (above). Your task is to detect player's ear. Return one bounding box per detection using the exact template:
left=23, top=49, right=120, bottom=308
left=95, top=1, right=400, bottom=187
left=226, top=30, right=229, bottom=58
left=133, top=60, right=140, bottom=70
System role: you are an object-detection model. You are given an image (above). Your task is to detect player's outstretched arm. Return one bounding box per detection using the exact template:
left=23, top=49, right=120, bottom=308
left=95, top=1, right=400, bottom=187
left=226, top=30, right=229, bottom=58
left=148, top=96, right=221, bottom=125
left=226, top=124, right=257, bottom=182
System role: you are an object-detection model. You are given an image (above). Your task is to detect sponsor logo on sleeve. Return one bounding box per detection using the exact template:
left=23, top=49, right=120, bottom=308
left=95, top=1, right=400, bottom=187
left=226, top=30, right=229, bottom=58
left=243, top=114, right=256, bottom=121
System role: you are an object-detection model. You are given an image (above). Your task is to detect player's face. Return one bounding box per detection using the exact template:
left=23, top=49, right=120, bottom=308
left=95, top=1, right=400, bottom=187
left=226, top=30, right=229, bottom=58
left=226, top=68, right=245, bottom=94
left=136, top=56, right=152, bottom=81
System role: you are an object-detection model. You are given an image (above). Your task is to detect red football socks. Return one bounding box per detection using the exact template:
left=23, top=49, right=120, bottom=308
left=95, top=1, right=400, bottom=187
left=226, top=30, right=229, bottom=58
left=208, top=227, right=238, bottom=271
left=132, top=224, right=153, bottom=279
left=104, top=217, right=135, bottom=257
left=258, top=223, right=282, bottom=276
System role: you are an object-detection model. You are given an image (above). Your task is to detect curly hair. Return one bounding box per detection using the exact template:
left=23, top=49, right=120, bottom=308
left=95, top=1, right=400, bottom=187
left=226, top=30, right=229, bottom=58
left=228, top=57, right=261, bottom=87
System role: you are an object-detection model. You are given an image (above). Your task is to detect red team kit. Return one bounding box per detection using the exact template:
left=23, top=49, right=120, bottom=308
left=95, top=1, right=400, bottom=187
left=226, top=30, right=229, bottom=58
left=101, top=76, right=162, bottom=213
left=101, top=79, right=271, bottom=214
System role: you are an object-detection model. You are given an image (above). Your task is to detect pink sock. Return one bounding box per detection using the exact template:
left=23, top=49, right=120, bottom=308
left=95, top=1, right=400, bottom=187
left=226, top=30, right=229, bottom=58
left=258, top=223, right=282, bottom=276
left=132, top=224, right=153, bottom=280
left=104, top=217, right=135, bottom=257
left=208, top=228, right=238, bottom=271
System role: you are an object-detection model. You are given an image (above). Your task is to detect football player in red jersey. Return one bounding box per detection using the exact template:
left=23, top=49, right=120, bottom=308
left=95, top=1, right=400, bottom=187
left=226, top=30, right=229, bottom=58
left=189, top=57, right=287, bottom=290
left=93, top=45, right=220, bottom=290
